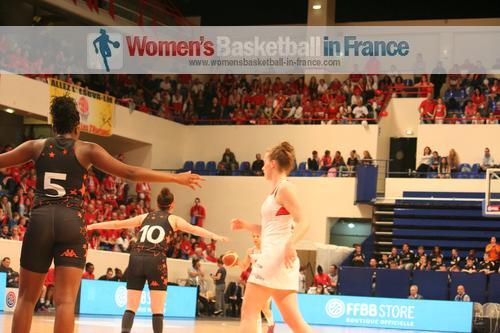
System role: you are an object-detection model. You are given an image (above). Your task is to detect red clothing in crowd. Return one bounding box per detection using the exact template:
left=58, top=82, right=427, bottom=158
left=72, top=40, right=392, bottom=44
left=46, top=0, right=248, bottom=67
left=313, top=273, right=332, bottom=287
left=419, top=99, right=435, bottom=118
left=82, top=271, right=95, bottom=280
left=190, top=203, right=206, bottom=227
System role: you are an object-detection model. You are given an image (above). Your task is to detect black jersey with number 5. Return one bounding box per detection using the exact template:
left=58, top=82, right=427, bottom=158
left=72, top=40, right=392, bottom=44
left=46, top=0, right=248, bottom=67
left=34, top=137, right=87, bottom=211
left=131, top=211, right=174, bottom=257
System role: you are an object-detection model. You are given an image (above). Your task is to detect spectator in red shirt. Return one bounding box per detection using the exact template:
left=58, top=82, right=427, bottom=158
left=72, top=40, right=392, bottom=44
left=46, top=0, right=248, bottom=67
left=313, top=265, right=331, bottom=287
left=320, top=150, right=333, bottom=172
left=82, top=263, right=95, bottom=280
left=472, top=87, right=487, bottom=117
left=464, top=100, right=477, bottom=124
left=190, top=197, right=206, bottom=227
left=418, top=93, right=436, bottom=124
left=136, top=182, right=151, bottom=204
left=434, top=98, right=447, bottom=124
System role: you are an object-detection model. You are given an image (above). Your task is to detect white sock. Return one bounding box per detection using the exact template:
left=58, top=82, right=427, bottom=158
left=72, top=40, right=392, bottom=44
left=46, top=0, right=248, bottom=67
left=257, top=317, right=262, bottom=333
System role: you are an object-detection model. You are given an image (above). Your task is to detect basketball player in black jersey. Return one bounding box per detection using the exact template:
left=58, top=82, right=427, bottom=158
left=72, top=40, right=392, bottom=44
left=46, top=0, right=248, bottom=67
left=0, top=96, right=204, bottom=333
left=87, top=188, right=228, bottom=333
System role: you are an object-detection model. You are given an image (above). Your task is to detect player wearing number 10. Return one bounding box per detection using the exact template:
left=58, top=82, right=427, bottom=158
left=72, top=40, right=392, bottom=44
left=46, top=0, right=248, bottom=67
left=0, top=96, right=204, bottom=333
left=87, top=188, right=228, bottom=333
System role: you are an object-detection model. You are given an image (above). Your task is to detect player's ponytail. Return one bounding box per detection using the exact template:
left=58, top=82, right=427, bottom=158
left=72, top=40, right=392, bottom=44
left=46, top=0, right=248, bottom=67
left=50, top=95, right=80, bottom=135
left=157, top=187, right=174, bottom=211
left=269, top=141, right=296, bottom=174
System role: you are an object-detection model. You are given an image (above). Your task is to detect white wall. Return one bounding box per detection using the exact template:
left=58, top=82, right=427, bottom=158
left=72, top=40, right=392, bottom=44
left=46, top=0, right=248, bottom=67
left=416, top=125, right=499, bottom=165
left=184, top=124, right=379, bottom=164
left=156, top=176, right=372, bottom=257
left=377, top=98, right=422, bottom=163
left=385, top=178, right=485, bottom=198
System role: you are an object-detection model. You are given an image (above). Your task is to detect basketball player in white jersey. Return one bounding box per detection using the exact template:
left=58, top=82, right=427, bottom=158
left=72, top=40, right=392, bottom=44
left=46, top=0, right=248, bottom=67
left=231, top=142, right=313, bottom=333
left=238, top=233, right=275, bottom=333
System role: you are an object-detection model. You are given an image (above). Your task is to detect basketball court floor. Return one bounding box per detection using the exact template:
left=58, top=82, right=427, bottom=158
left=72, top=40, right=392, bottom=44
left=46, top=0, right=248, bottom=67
left=0, top=313, right=440, bottom=333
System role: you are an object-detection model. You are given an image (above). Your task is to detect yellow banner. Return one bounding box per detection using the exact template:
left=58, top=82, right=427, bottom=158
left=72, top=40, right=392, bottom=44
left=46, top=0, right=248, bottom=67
left=48, top=78, right=114, bottom=136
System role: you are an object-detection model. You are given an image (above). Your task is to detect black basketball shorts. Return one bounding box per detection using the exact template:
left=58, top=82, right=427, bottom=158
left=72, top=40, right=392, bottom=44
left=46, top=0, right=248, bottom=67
left=21, top=205, right=87, bottom=273
left=126, top=255, right=168, bottom=291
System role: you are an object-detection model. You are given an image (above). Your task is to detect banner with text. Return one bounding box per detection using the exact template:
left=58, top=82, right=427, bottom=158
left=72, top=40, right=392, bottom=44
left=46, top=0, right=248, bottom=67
left=0, top=26, right=499, bottom=74
left=48, top=78, right=114, bottom=136
left=272, top=294, right=473, bottom=332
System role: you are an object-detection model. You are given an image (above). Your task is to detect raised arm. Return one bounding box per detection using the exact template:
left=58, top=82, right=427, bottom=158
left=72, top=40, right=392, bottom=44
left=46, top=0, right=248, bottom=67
left=86, top=142, right=203, bottom=190
left=276, top=182, right=310, bottom=268
left=169, top=215, right=228, bottom=242
left=87, top=214, right=146, bottom=230
left=0, top=140, right=44, bottom=169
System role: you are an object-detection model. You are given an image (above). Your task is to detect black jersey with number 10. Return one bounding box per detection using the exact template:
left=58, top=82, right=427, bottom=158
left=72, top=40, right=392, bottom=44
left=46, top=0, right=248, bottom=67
left=131, top=211, right=174, bottom=257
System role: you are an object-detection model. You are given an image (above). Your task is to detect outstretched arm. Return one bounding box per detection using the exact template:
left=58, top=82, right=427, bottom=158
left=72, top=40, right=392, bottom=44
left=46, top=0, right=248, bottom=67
left=87, top=142, right=204, bottom=190
left=87, top=214, right=146, bottom=230
left=0, top=140, right=44, bottom=169
left=230, top=218, right=261, bottom=234
left=170, top=215, right=228, bottom=242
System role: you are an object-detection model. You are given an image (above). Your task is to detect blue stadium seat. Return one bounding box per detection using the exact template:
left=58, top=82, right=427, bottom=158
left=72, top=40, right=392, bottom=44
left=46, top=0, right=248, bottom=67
left=298, top=162, right=306, bottom=171
left=239, top=161, right=251, bottom=172
left=183, top=161, right=194, bottom=171
left=338, top=267, right=374, bottom=297
left=411, top=271, right=449, bottom=300
left=194, top=161, right=205, bottom=171
left=393, top=239, right=486, bottom=249
left=426, top=172, right=438, bottom=178
left=393, top=229, right=499, bottom=239
left=289, top=171, right=299, bottom=177
left=471, top=163, right=480, bottom=174
left=449, top=272, right=487, bottom=303
left=301, top=170, right=312, bottom=177
left=206, top=161, right=217, bottom=171
left=374, top=269, right=411, bottom=298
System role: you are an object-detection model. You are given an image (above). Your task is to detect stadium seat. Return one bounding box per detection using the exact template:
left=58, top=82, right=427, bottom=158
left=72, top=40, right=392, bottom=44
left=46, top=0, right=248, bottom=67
left=206, top=161, right=217, bottom=171
left=471, top=163, right=480, bottom=174
left=183, top=161, right=194, bottom=171
left=239, top=161, right=251, bottom=175
left=487, top=274, right=500, bottom=303
left=298, top=162, right=306, bottom=171
left=194, top=161, right=206, bottom=171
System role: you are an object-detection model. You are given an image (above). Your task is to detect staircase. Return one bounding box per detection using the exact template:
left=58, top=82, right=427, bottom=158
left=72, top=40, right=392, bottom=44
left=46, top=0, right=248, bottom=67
left=373, top=198, right=395, bottom=256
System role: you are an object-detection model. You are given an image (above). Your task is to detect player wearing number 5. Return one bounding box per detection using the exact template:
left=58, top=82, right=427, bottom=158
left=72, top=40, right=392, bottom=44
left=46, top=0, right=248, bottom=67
left=0, top=96, right=204, bottom=333
left=87, top=188, right=228, bottom=333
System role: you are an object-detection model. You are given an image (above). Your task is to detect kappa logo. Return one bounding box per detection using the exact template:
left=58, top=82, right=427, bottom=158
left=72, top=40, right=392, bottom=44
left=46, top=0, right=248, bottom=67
left=60, top=249, right=78, bottom=258
left=325, top=298, right=346, bottom=319
left=115, top=286, right=128, bottom=308
left=87, top=28, right=123, bottom=72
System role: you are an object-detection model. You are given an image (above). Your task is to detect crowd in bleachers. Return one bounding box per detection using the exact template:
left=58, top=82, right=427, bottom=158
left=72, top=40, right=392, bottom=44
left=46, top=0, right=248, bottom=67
left=415, top=146, right=497, bottom=178
left=349, top=240, right=499, bottom=275
left=179, top=148, right=374, bottom=177
left=417, top=75, right=500, bottom=124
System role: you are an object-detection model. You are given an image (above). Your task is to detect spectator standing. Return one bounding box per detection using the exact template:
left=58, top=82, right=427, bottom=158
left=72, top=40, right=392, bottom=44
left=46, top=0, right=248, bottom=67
left=225, top=280, right=243, bottom=317
left=212, top=258, right=226, bottom=316
left=485, top=236, right=499, bottom=262
left=190, top=198, right=206, bottom=227
left=454, top=285, right=471, bottom=302
left=251, top=154, right=264, bottom=176
left=408, top=285, right=423, bottom=300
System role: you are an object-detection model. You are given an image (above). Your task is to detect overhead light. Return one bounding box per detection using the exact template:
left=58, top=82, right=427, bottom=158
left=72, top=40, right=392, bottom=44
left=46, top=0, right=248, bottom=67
left=405, top=129, right=414, bottom=135
left=348, top=223, right=355, bottom=229
left=5, top=108, right=14, bottom=114
left=312, top=4, right=322, bottom=10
